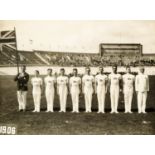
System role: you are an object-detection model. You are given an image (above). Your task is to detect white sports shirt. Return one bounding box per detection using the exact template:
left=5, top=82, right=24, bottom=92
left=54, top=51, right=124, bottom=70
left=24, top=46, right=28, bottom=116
left=44, top=76, right=56, bottom=91
left=109, top=73, right=121, bottom=88
left=95, top=74, right=108, bottom=92
left=31, top=77, right=43, bottom=94
left=135, top=73, right=149, bottom=92
left=82, top=74, right=94, bottom=94
left=122, top=73, right=135, bottom=92
left=69, top=76, right=81, bottom=94
left=57, top=76, right=69, bottom=94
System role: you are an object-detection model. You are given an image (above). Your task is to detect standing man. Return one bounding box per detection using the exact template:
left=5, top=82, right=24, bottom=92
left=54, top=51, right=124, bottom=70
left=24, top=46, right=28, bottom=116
left=82, top=67, right=94, bottom=113
left=95, top=66, right=108, bottom=113
left=14, top=65, right=29, bottom=112
left=108, top=65, right=122, bottom=113
left=69, top=68, right=81, bottom=113
left=122, top=66, right=135, bottom=113
left=57, top=68, right=69, bottom=112
left=44, top=68, right=56, bottom=112
left=31, top=70, right=43, bottom=112
left=135, top=67, right=149, bottom=113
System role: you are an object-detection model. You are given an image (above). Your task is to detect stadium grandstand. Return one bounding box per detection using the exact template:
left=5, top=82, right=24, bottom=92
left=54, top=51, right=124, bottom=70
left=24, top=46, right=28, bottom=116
left=1, top=48, right=155, bottom=67
left=1, top=30, right=155, bottom=67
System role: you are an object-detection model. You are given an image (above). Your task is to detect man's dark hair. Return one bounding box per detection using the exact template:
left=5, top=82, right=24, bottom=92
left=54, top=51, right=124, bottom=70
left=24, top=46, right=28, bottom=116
left=112, top=65, right=117, bottom=69
left=73, top=68, right=78, bottom=72
left=35, top=70, right=39, bottom=74
left=60, top=68, right=65, bottom=71
left=126, top=65, right=130, bottom=69
left=47, top=68, right=52, bottom=72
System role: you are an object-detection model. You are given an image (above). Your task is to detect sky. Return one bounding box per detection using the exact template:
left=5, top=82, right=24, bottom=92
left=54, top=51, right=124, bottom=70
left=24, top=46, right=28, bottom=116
left=0, top=20, right=155, bottom=53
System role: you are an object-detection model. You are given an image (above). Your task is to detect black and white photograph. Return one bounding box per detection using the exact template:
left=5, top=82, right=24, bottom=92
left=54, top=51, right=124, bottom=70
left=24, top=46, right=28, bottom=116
left=0, top=20, right=155, bottom=135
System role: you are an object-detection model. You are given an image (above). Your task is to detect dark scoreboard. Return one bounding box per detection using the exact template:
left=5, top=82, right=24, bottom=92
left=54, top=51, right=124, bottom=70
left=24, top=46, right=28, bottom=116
left=99, top=43, right=142, bottom=56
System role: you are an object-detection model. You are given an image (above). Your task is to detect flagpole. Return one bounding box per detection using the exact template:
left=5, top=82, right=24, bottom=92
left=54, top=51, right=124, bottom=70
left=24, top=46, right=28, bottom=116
left=14, top=27, right=19, bottom=74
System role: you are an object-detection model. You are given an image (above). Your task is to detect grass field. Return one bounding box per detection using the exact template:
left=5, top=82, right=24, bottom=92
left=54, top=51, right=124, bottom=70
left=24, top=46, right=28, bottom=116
left=0, top=75, right=155, bottom=135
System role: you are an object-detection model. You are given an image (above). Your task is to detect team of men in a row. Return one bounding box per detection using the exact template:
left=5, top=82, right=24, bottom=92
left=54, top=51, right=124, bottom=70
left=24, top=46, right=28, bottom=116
left=14, top=65, right=149, bottom=114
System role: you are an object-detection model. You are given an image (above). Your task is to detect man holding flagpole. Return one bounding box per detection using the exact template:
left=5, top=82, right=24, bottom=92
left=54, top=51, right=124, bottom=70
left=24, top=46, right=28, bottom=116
left=14, top=65, right=29, bottom=112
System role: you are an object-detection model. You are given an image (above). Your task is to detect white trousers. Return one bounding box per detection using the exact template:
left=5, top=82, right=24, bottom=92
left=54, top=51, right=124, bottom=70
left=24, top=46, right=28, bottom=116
left=59, top=87, right=67, bottom=112
left=110, top=87, right=119, bottom=112
left=84, top=91, right=92, bottom=112
left=71, top=91, right=79, bottom=112
left=17, top=91, right=27, bottom=110
left=33, top=93, right=41, bottom=112
left=97, top=89, right=106, bottom=113
left=137, top=91, right=147, bottom=113
left=45, top=90, right=54, bottom=112
left=124, top=89, right=133, bottom=112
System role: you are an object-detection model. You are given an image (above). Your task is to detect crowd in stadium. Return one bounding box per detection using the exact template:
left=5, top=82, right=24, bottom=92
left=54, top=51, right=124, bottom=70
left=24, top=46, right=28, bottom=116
left=1, top=49, right=155, bottom=66
left=27, top=52, right=155, bottom=67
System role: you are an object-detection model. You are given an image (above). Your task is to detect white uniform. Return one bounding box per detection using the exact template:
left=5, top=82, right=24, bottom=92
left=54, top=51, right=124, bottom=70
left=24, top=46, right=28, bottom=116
left=70, top=76, right=81, bottom=112
left=95, top=74, right=108, bottom=113
left=82, top=75, right=94, bottom=112
left=31, top=77, right=43, bottom=112
left=44, top=76, right=56, bottom=112
left=57, top=76, right=69, bottom=112
left=122, top=73, right=135, bottom=113
left=109, top=73, right=121, bottom=113
left=135, top=73, right=149, bottom=113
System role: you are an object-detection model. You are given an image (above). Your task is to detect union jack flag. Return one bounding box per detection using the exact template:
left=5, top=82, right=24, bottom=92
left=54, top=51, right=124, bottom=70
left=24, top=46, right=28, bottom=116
left=0, top=30, right=17, bottom=52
